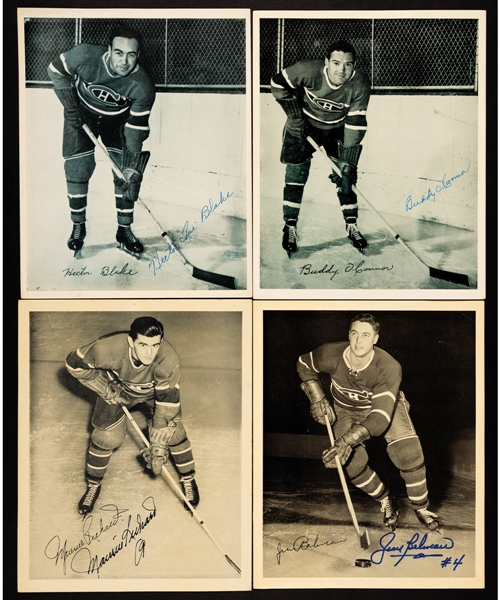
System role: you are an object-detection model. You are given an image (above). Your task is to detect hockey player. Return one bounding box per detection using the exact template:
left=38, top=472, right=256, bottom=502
left=66, top=316, right=199, bottom=515
left=297, top=313, right=439, bottom=532
left=271, top=40, right=370, bottom=256
left=48, top=24, right=156, bottom=256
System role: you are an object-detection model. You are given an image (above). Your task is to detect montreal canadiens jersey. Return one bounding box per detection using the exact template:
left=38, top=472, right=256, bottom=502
left=271, top=59, right=370, bottom=141
left=66, top=332, right=180, bottom=404
left=48, top=44, right=156, bottom=144
left=297, top=342, right=402, bottom=437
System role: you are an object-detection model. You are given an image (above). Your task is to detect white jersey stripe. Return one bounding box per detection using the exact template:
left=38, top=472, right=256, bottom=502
left=369, top=408, right=391, bottom=423
left=309, top=352, right=320, bottom=373
left=282, top=69, right=296, bottom=89
left=125, top=123, right=150, bottom=131
left=60, top=53, right=72, bottom=75
left=373, top=390, right=396, bottom=403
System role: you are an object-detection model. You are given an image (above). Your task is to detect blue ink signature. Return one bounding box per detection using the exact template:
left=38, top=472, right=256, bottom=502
left=176, top=220, right=197, bottom=243
left=370, top=532, right=454, bottom=567
left=200, top=191, right=234, bottom=222
left=147, top=191, right=234, bottom=276
left=148, top=245, right=178, bottom=276
left=405, top=159, right=471, bottom=212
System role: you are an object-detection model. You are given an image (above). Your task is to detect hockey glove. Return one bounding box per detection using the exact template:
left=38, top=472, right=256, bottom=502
left=334, top=141, right=363, bottom=195
left=54, top=87, right=87, bottom=130
left=322, top=423, right=370, bottom=468
left=300, top=380, right=336, bottom=425
left=73, top=368, right=124, bottom=404
left=121, top=145, right=151, bottom=202
left=141, top=423, right=177, bottom=475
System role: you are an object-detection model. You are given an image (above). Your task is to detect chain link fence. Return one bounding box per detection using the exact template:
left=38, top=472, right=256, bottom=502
left=260, top=18, right=479, bottom=93
left=24, top=17, right=246, bottom=92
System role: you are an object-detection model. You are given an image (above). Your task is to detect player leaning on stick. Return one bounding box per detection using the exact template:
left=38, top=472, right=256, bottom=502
left=66, top=316, right=199, bottom=515
left=271, top=40, right=370, bottom=256
left=48, top=23, right=156, bottom=257
left=297, top=313, right=439, bottom=532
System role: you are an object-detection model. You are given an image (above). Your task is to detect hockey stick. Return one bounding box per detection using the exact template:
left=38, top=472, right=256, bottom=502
left=306, top=135, right=470, bottom=287
left=120, top=404, right=241, bottom=575
left=325, top=416, right=370, bottom=550
left=82, top=124, right=237, bottom=290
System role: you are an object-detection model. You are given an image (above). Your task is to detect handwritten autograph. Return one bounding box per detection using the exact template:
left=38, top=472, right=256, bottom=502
left=300, top=261, right=393, bottom=280
left=370, top=531, right=454, bottom=567
left=148, top=191, right=234, bottom=276
left=405, top=160, right=471, bottom=212
left=44, top=496, right=157, bottom=577
left=276, top=534, right=346, bottom=565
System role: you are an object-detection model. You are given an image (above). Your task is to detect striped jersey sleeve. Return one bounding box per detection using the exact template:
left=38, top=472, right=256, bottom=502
left=343, top=74, right=370, bottom=146
left=296, top=343, right=339, bottom=383
left=361, top=359, right=402, bottom=437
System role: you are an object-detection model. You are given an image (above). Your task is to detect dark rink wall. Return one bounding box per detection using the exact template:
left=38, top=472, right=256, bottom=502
left=262, top=310, right=477, bottom=481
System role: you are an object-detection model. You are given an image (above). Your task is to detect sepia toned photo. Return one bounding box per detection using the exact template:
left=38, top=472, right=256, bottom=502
left=253, top=301, right=484, bottom=589
left=253, top=11, right=485, bottom=299
left=18, top=299, right=252, bottom=592
left=19, top=8, right=251, bottom=298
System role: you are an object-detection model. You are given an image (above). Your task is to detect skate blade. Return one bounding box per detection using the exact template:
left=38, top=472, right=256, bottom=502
left=117, top=242, right=142, bottom=260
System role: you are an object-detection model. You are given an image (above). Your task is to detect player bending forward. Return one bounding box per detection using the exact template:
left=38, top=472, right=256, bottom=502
left=66, top=316, right=199, bottom=515
left=297, top=313, right=439, bottom=531
left=48, top=24, right=156, bottom=257
left=271, top=40, right=370, bottom=256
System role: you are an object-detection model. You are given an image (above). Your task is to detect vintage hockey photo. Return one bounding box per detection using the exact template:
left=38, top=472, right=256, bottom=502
left=253, top=11, right=485, bottom=299
left=253, top=301, right=484, bottom=589
left=19, top=8, right=251, bottom=298
left=18, top=300, right=252, bottom=592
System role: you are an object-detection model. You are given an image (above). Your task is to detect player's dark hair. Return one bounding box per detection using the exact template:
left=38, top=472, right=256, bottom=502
left=326, top=41, right=356, bottom=62
left=129, top=316, right=164, bottom=340
left=349, top=313, right=380, bottom=334
left=109, top=24, right=143, bottom=52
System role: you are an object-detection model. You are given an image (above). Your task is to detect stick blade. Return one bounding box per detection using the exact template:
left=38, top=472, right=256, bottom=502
left=429, top=266, right=470, bottom=287
left=225, top=555, right=241, bottom=575
left=359, top=529, right=370, bottom=550
left=192, top=266, right=237, bottom=289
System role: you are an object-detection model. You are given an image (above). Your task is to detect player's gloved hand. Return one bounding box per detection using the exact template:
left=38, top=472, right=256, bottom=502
left=121, top=145, right=150, bottom=202
left=336, top=141, right=363, bottom=193
left=322, top=423, right=370, bottom=468
left=53, top=87, right=87, bottom=130
left=300, top=380, right=336, bottom=425
left=141, top=424, right=177, bottom=475
left=102, top=378, right=124, bottom=405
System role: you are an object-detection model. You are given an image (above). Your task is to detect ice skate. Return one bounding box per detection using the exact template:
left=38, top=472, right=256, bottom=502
left=180, top=476, right=200, bottom=511
left=116, top=225, right=144, bottom=258
left=346, top=218, right=367, bottom=253
left=67, top=222, right=86, bottom=256
left=282, top=219, right=298, bottom=258
left=380, top=496, right=399, bottom=531
left=78, top=481, right=101, bottom=515
left=415, top=508, right=440, bottom=531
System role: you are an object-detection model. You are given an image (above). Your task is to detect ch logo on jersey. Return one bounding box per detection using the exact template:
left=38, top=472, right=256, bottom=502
left=125, top=381, right=155, bottom=394
left=311, top=97, right=348, bottom=112
left=331, top=379, right=371, bottom=404
left=83, top=82, right=128, bottom=108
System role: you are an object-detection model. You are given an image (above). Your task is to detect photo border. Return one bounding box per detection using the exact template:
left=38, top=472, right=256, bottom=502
left=18, top=298, right=253, bottom=592
left=253, top=299, right=484, bottom=589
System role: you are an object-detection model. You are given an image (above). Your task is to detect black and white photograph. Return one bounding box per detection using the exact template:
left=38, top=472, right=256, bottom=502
left=253, top=301, right=484, bottom=588
left=18, top=300, right=252, bottom=592
left=253, top=11, right=485, bottom=298
left=19, top=8, right=251, bottom=297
